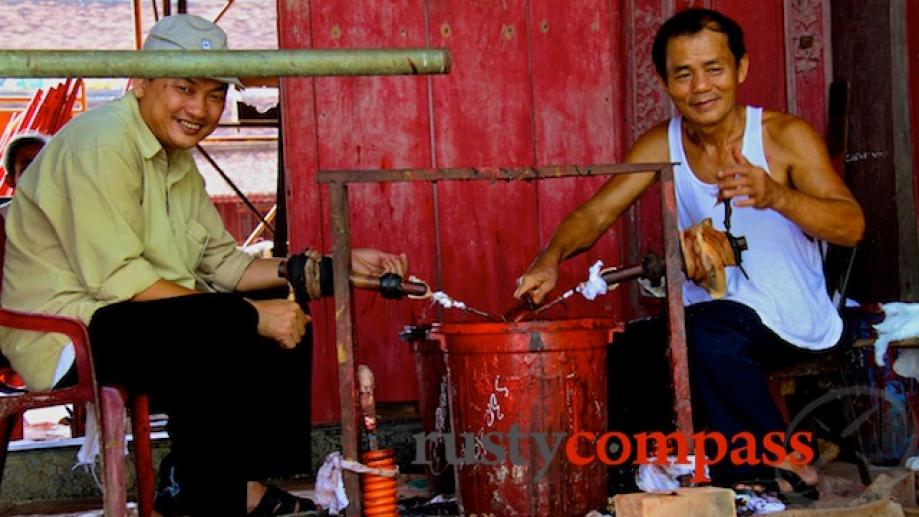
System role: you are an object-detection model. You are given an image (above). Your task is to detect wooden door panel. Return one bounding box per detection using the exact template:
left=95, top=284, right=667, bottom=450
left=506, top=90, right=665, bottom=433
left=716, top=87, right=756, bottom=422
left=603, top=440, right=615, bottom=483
left=311, top=0, right=433, bottom=406
left=530, top=0, right=626, bottom=319
left=428, top=0, right=539, bottom=318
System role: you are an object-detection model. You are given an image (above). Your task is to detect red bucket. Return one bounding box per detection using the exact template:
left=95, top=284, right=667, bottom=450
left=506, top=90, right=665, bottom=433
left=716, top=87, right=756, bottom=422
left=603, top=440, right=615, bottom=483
left=435, top=319, right=618, bottom=516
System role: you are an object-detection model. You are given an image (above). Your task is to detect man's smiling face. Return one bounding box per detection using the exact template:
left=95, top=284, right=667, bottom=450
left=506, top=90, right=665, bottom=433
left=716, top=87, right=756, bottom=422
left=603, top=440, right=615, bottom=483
left=663, top=28, right=748, bottom=128
left=134, top=77, right=227, bottom=150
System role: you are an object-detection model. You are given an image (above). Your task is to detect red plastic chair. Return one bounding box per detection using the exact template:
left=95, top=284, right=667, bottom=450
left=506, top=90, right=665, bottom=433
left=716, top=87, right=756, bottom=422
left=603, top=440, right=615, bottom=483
left=0, top=309, right=156, bottom=516
left=0, top=221, right=155, bottom=515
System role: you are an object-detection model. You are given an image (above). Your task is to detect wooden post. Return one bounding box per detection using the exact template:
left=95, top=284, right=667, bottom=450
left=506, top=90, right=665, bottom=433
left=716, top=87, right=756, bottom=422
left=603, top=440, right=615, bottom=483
left=328, top=182, right=362, bottom=516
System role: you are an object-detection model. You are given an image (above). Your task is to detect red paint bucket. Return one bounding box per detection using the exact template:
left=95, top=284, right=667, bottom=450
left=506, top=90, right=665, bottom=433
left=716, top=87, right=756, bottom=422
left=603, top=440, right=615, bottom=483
left=401, top=324, right=456, bottom=495
left=434, top=319, right=618, bottom=516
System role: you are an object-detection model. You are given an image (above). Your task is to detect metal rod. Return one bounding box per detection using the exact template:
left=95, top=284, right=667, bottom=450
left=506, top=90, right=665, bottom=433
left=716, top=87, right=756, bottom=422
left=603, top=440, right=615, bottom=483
left=329, top=182, right=362, bottom=517
left=317, top=163, right=674, bottom=184
left=0, top=49, right=451, bottom=78
left=242, top=205, right=277, bottom=248
left=195, top=145, right=275, bottom=234
left=131, top=0, right=143, bottom=50
left=213, top=0, right=236, bottom=23
left=659, top=164, right=694, bottom=442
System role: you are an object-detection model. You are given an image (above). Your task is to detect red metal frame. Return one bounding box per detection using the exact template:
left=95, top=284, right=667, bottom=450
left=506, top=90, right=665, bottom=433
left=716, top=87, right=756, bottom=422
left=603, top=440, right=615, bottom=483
left=316, top=162, right=690, bottom=515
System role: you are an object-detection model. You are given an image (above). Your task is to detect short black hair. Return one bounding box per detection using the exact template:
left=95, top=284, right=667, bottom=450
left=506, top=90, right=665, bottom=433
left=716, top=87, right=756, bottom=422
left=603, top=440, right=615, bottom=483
left=651, top=8, right=746, bottom=80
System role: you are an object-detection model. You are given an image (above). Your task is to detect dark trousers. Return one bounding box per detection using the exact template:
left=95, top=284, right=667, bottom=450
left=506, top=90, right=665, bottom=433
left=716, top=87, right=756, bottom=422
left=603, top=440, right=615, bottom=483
left=609, top=300, right=839, bottom=485
left=86, top=292, right=312, bottom=516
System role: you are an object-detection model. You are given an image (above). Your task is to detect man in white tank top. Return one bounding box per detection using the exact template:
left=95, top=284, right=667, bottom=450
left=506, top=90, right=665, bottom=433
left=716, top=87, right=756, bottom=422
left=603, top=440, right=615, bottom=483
left=515, top=8, right=864, bottom=498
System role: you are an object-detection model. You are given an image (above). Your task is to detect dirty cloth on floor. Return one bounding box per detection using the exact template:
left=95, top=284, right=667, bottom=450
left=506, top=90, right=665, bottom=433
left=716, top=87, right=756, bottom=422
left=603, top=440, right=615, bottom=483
left=735, top=490, right=785, bottom=515
left=313, top=451, right=398, bottom=514
left=635, top=455, right=709, bottom=493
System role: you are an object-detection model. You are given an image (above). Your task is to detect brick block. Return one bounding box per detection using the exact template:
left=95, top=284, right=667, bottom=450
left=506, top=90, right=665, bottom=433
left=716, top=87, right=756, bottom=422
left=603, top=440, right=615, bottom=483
left=613, top=487, right=736, bottom=517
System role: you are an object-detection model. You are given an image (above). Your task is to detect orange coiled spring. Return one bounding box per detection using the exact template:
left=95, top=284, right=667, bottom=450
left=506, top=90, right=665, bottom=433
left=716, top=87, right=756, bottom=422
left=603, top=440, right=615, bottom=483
left=361, top=448, right=398, bottom=517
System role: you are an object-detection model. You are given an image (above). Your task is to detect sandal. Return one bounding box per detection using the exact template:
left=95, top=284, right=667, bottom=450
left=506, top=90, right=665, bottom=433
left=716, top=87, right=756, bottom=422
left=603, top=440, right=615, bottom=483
left=777, top=469, right=820, bottom=505
left=250, top=484, right=323, bottom=516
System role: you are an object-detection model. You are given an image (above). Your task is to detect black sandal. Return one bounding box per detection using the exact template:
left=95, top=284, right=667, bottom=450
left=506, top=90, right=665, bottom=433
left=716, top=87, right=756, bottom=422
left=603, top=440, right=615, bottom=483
left=777, top=469, right=820, bottom=505
left=250, top=484, right=322, bottom=516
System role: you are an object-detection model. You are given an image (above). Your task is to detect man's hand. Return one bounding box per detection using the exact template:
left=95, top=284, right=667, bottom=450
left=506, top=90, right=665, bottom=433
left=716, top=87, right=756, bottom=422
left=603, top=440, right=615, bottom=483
left=513, top=254, right=559, bottom=305
left=351, top=248, right=408, bottom=277
left=717, top=147, right=787, bottom=209
left=248, top=298, right=310, bottom=349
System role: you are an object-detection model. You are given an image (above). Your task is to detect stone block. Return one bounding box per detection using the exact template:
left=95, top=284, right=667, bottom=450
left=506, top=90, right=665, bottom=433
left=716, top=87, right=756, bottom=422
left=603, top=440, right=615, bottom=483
left=613, top=487, right=736, bottom=517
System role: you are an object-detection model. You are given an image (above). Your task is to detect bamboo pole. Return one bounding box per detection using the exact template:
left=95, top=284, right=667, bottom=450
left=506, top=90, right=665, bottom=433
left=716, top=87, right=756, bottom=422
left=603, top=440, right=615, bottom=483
left=0, top=49, right=451, bottom=78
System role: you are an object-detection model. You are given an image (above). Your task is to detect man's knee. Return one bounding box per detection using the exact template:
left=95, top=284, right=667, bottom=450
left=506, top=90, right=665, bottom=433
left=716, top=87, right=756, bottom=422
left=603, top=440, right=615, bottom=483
left=685, top=302, right=759, bottom=363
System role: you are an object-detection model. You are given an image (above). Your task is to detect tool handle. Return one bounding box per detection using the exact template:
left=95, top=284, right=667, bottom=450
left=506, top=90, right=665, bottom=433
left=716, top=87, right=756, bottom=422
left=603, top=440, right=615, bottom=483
left=349, top=272, right=429, bottom=298
left=599, top=252, right=664, bottom=287
left=600, top=264, right=644, bottom=285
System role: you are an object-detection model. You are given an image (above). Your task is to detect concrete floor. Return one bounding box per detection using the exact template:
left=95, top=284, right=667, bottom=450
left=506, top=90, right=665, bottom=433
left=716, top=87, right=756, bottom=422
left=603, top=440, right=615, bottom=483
left=2, top=475, right=434, bottom=516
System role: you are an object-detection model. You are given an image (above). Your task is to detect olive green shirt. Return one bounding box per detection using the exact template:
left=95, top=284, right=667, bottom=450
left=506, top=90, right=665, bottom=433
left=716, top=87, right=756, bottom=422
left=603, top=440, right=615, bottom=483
left=1, top=93, right=255, bottom=390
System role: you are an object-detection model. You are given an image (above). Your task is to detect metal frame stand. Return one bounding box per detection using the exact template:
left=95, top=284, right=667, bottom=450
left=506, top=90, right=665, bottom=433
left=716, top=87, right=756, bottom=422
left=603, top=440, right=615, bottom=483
left=316, top=162, right=693, bottom=515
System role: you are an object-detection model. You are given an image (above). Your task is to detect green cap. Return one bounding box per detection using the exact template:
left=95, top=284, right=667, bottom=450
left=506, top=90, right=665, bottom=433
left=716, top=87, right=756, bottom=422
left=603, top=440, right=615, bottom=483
left=143, top=14, right=243, bottom=88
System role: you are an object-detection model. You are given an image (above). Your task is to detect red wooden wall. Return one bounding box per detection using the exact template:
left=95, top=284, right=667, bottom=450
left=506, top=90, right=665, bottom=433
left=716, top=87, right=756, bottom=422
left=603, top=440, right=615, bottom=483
left=278, top=0, right=831, bottom=424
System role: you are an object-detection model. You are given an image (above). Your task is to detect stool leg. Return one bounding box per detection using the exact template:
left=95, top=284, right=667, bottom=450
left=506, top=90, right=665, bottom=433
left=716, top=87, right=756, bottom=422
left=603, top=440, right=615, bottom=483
left=131, top=394, right=155, bottom=517
left=100, top=387, right=127, bottom=517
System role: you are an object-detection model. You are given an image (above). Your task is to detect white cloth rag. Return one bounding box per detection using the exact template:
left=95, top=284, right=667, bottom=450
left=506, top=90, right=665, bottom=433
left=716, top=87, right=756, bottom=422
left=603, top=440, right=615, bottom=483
left=313, top=451, right=399, bottom=515
left=905, top=456, right=919, bottom=471
left=75, top=404, right=99, bottom=468
left=578, top=260, right=610, bottom=301
left=635, top=455, right=708, bottom=493
left=873, top=302, right=919, bottom=367
left=734, top=490, right=786, bottom=514
left=432, top=291, right=466, bottom=310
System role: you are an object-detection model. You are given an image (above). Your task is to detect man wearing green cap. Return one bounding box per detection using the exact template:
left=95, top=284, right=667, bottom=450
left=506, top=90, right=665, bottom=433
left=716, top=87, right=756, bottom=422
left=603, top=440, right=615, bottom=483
left=1, top=14, right=406, bottom=516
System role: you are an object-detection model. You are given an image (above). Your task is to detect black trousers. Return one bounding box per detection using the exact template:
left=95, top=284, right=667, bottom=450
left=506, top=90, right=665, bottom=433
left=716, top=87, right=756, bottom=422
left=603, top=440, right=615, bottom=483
left=86, top=292, right=312, bottom=516
left=609, top=300, right=840, bottom=485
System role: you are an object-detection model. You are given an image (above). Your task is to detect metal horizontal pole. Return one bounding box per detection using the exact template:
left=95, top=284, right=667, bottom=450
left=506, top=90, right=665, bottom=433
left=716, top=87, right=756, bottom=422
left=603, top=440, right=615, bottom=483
left=0, top=48, right=451, bottom=78
left=315, top=163, right=677, bottom=184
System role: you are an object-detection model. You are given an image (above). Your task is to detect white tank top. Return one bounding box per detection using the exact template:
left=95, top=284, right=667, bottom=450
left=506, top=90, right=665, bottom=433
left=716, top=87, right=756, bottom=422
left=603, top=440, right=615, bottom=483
left=668, top=106, right=842, bottom=350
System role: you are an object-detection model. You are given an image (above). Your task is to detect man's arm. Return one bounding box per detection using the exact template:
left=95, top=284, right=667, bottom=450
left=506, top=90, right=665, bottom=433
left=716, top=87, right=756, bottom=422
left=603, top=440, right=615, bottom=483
left=717, top=115, right=864, bottom=246
left=234, top=257, right=287, bottom=292
left=514, top=124, right=668, bottom=303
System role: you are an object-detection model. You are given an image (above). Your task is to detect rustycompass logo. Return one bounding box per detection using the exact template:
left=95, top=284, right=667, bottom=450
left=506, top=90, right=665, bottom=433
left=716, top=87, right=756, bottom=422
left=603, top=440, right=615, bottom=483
left=414, top=426, right=815, bottom=483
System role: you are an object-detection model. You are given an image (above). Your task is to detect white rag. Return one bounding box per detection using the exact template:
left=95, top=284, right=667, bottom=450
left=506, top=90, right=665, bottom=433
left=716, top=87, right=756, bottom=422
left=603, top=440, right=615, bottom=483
left=873, top=302, right=919, bottom=368
left=904, top=456, right=919, bottom=471
left=71, top=403, right=105, bottom=489
left=635, top=455, right=708, bottom=493
left=578, top=260, right=610, bottom=301
left=313, top=451, right=399, bottom=515
left=431, top=291, right=466, bottom=310
left=734, top=490, right=786, bottom=514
